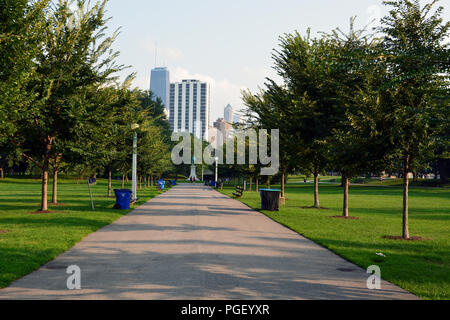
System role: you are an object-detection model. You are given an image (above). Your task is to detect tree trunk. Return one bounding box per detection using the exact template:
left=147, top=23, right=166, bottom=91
left=51, top=168, right=58, bottom=204
left=107, top=168, right=112, bottom=197
left=40, top=139, right=52, bottom=211
left=0, top=167, right=4, bottom=179
left=122, top=173, right=125, bottom=189
left=151, top=176, right=154, bottom=187
left=256, top=178, right=259, bottom=192
left=343, top=175, right=349, bottom=217
left=41, top=164, right=49, bottom=211
left=139, top=176, right=142, bottom=190
left=249, top=177, right=252, bottom=191
left=434, top=160, right=438, bottom=180
left=403, top=156, right=410, bottom=239
left=281, top=169, right=285, bottom=199
left=313, top=170, right=320, bottom=208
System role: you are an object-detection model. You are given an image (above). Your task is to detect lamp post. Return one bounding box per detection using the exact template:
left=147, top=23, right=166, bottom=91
left=131, top=123, right=139, bottom=201
left=215, top=157, right=219, bottom=183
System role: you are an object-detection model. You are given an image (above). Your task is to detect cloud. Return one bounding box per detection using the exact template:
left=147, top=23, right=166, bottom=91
left=171, top=67, right=215, bottom=84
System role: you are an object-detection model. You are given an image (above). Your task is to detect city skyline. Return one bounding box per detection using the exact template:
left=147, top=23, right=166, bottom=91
left=150, top=66, right=239, bottom=127
left=103, top=1, right=448, bottom=123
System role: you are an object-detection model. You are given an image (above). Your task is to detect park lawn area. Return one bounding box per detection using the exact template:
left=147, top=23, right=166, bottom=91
left=219, top=183, right=450, bottom=300
left=353, top=178, right=450, bottom=188
left=0, top=177, right=166, bottom=288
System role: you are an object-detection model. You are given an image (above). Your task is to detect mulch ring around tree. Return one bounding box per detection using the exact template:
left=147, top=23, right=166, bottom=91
left=0, top=230, right=10, bottom=234
left=30, top=210, right=65, bottom=215
left=300, top=206, right=330, bottom=210
left=383, top=235, right=432, bottom=241
left=330, top=216, right=360, bottom=220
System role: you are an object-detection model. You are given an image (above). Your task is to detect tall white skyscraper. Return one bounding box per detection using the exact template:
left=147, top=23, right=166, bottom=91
left=224, top=104, right=233, bottom=123
left=169, top=80, right=210, bottom=140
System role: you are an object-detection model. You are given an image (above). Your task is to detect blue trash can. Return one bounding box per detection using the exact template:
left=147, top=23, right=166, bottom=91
left=114, top=189, right=132, bottom=210
left=170, top=180, right=177, bottom=186
left=157, top=180, right=165, bottom=190
left=210, top=180, right=216, bottom=187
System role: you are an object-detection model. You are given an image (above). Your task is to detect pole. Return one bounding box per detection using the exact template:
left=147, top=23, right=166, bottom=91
left=88, top=179, right=95, bottom=211
left=132, top=131, right=137, bottom=201
left=215, top=158, right=218, bottom=182
left=202, top=165, right=204, bottom=181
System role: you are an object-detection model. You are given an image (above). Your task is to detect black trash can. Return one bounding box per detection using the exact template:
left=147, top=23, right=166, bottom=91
left=260, top=189, right=281, bottom=211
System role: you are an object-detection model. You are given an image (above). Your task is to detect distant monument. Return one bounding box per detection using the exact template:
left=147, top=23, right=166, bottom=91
left=188, top=156, right=199, bottom=181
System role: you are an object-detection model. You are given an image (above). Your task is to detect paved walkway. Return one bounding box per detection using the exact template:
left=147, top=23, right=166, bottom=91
left=0, top=184, right=417, bottom=300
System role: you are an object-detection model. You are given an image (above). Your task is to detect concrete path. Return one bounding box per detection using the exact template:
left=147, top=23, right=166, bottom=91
left=0, top=184, right=417, bottom=300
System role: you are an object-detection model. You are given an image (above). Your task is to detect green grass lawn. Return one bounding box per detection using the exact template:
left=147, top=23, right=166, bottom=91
left=220, top=183, right=450, bottom=300
left=0, top=177, right=166, bottom=288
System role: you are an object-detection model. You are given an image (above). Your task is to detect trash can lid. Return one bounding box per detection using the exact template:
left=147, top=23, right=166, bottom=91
left=114, top=189, right=132, bottom=193
left=259, top=189, right=281, bottom=192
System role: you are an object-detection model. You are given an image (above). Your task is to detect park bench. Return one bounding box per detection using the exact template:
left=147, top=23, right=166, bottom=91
left=232, top=186, right=244, bottom=198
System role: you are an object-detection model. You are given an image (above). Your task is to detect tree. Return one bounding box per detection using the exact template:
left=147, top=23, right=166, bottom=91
left=323, top=19, right=394, bottom=217
left=242, top=83, right=297, bottom=200
left=379, top=0, right=449, bottom=238
left=271, top=31, right=345, bottom=208
left=0, top=0, right=48, bottom=135
left=0, top=0, right=49, bottom=162
left=10, top=0, right=123, bottom=211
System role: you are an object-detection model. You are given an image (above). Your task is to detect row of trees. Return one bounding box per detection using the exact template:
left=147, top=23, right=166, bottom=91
left=241, top=0, right=449, bottom=239
left=0, top=0, right=174, bottom=211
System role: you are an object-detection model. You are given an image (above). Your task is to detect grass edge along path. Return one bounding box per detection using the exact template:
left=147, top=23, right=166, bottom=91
left=218, top=183, right=449, bottom=300
left=0, top=177, right=170, bottom=289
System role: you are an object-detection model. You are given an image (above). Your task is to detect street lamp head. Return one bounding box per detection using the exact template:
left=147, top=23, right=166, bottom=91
left=131, top=123, right=140, bottom=130
left=215, top=157, right=219, bottom=162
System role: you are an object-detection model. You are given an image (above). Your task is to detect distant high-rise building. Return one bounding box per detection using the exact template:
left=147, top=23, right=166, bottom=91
left=224, top=104, right=233, bottom=123
left=150, top=67, right=170, bottom=108
left=169, top=80, right=210, bottom=140
left=213, top=118, right=233, bottom=133
left=233, top=114, right=241, bottom=124
left=208, top=126, right=219, bottom=148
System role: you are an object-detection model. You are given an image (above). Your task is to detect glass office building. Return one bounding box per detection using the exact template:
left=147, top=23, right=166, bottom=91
left=224, top=104, right=233, bottom=123
left=150, top=67, right=170, bottom=108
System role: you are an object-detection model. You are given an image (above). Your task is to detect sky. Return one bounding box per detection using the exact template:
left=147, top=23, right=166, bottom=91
left=103, top=0, right=449, bottom=124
